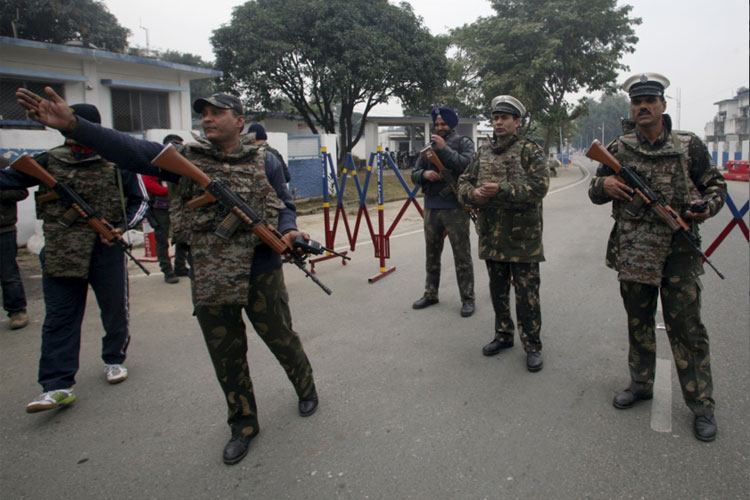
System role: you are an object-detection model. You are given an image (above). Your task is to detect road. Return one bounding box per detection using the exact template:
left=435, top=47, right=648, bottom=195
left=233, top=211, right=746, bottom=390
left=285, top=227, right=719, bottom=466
left=1, top=157, right=748, bottom=499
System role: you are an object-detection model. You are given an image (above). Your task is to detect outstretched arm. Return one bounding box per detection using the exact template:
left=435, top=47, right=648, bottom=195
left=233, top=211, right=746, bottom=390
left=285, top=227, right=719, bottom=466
left=17, top=87, right=174, bottom=181
left=17, top=87, right=78, bottom=133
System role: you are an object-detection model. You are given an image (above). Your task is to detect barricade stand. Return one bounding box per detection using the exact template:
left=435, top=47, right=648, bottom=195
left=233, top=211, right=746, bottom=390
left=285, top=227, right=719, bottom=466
left=704, top=193, right=749, bottom=259
left=138, top=219, right=159, bottom=262
left=310, top=147, right=349, bottom=273
left=368, top=147, right=424, bottom=283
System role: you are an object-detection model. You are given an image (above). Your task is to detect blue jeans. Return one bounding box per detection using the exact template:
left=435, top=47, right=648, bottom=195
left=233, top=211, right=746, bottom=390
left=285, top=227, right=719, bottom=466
left=0, top=229, right=27, bottom=317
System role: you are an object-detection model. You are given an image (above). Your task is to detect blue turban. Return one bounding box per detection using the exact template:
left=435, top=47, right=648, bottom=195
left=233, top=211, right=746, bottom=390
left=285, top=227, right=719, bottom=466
left=430, top=106, right=458, bottom=129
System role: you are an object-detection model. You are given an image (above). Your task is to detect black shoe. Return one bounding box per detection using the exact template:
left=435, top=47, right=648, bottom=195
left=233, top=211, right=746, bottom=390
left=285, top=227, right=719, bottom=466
left=222, top=430, right=258, bottom=465
left=412, top=296, right=438, bottom=310
left=164, top=272, right=179, bottom=284
left=174, top=267, right=189, bottom=277
left=298, top=387, right=318, bottom=417
left=482, top=338, right=514, bottom=356
left=612, top=389, right=653, bottom=409
left=460, top=302, right=475, bottom=317
left=694, top=415, right=717, bottom=442
left=526, top=352, right=543, bottom=372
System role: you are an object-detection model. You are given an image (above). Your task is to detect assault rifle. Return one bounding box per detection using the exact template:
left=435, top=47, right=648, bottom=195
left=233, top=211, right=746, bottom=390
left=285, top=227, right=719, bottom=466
left=10, top=154, right=150, bottom=275
left=586, top=140, right=724, bottom=279
left=419, top=143, right=477, bottom=224
left=151, top=144, right=336, bottom=294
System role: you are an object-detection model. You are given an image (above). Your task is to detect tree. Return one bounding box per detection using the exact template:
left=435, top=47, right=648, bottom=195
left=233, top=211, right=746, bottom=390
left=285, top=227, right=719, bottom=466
left=158, top=50, right=219, bottom=112
left=403, top=42, right=485, bottom=119
left=212, top=0, right=447, bottom=164
left=452, top=0, right=640, bottom=155
left=571, top=93, right=631, bottom=150
left=0, top=0, right=130, bottom=52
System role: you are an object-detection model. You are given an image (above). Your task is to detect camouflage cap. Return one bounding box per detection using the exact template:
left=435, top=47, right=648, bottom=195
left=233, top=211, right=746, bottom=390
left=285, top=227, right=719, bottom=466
left=491, top=95, right=526, bottom=118
left=193, top=93, right=243, bottom=114
left=622, top=73, right=670, bottom=98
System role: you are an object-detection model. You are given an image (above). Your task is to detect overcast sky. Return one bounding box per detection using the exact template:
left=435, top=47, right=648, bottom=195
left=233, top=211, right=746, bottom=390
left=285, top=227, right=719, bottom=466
left=102, top=0, right=749, bottom=136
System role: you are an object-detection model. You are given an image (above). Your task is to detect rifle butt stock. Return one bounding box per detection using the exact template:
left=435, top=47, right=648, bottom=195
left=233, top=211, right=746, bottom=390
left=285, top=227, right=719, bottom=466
left=151, top=144, right=212, bottom=188
left=585, top=140, right=622, bottom=173
left=10, top=154, right=59, bottom=187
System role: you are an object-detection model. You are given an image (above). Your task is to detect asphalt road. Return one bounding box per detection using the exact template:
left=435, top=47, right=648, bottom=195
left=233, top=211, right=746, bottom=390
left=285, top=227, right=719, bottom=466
left=1, top=157, right=748, bottom=499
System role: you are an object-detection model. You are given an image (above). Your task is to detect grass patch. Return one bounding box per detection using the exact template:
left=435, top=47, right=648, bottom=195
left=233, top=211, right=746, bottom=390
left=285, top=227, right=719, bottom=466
left=295, top=169, right=420, bottom=215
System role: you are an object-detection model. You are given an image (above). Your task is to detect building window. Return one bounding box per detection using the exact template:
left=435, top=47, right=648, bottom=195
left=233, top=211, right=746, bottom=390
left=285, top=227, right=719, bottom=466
left=0, top=77, right=64, bottom=127
left=111, top=88, right=169, bottom=132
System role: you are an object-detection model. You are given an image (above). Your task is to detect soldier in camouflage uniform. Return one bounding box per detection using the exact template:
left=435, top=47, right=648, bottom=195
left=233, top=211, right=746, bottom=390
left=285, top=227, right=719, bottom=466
left=0, top=104, right=149, bottom=411
left=15, top=88, right=318, bottom=465
left=411, top=106, right=476, bottom=317
left=587, top=73, right=726, bottom=442
left=457, top=96, right=549, bottom=373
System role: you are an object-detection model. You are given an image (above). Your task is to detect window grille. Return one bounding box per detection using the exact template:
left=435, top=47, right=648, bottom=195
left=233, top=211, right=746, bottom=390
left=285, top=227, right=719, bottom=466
left=111, top=88, right=169, bottom=132
left=0, top=77, right=64, bottom=127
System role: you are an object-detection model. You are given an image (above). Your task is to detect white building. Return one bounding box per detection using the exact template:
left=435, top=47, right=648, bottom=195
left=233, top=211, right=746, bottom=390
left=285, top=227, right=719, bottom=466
left=1, top=35, right=223, bottom=245
left=704, top=87, right=749, bottom=166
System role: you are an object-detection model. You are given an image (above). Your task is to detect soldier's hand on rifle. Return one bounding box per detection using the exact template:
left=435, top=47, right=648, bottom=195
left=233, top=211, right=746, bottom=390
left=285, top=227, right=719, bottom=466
left=685, top=200, right=711, bottom=223
left=430, top=134, right=446, bottom=151
left=99, top=226, right=124, bottom=246
left=16, top=86, right=77, bottom=133
left=423, top=170, right=441, bottom=182
left=602, top=176, right=634, bottom=201
left=282, top=230, right=310, bottom=254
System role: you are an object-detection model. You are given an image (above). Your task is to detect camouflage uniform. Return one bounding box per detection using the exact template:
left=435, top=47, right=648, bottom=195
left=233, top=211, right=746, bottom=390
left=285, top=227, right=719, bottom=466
left=588, top=116, right=726, bottom=416
left=411, top=130, right=475, bottom=303
left=172, top=137, right=315, bottom=437
left=457, top=134, right=549, bottom=352
left=61, top=118, right=316, bottom=438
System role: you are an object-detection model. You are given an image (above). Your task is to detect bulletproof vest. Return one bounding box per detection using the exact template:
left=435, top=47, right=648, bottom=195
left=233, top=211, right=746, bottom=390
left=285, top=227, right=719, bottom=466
left=477, top=136, right=539, bottom=210
left=175, top=140, right=287, bottom=305
left=608, top=130, right=703, bottom=286
left=35, top=145, right=122, bottom=279
left=613, top=130, right=701, bottom=223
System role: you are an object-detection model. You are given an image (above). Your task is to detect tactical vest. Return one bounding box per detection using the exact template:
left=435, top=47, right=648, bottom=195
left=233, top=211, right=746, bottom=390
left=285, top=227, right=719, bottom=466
left=472, top=136, right=546, bottom=263
left=608, top=130, right=703, bottom=285
left=175, top=140, right=287, bottom=306
left=35, top=146, right=122, bottom=279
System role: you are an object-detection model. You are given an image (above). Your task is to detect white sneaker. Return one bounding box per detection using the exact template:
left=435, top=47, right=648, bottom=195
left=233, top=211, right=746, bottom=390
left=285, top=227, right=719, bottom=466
left=104, top=364, right=128, bottom=384
left=26, top=388, right=76, bottom=413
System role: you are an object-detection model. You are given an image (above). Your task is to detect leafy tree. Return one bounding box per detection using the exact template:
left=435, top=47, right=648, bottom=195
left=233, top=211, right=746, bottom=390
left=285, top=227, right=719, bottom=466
left=571, top=93, right=631, bottom=150
left=212, top=0, right=447, bottom=164
left=403, top=42, right=485, bottom=119
left=0, top=0, right=130, bottom=52
left=452, top=0, right=640, bottom=155
left=158, top=50, right=219, bottom=111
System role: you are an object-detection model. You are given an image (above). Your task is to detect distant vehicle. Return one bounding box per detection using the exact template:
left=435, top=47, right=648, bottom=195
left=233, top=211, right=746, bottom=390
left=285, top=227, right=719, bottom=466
left=723, top=160, right=749, bottom=182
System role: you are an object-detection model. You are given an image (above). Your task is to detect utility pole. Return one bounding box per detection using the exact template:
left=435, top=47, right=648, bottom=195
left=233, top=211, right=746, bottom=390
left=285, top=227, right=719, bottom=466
left=139, top=19, right=150, bottom=56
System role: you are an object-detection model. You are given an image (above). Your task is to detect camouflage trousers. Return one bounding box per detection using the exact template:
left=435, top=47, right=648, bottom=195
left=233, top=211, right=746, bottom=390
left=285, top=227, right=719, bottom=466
left=194, top=268, right=315, bottom=438
left=620, top=278, right=714, bottom=416
left=486, top=261, right=542, bottom=353
left=422, top=208, right=474, bottom=302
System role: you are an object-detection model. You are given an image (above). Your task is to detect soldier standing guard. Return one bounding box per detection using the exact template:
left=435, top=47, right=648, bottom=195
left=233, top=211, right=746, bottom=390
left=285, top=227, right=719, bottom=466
left=15, top=88, right=319, bottom=465
left=411, top=106, right=476, bottom=317
left=587, top=73, right=726, bottom=442
left=457, top=96, right=549, bottom=372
